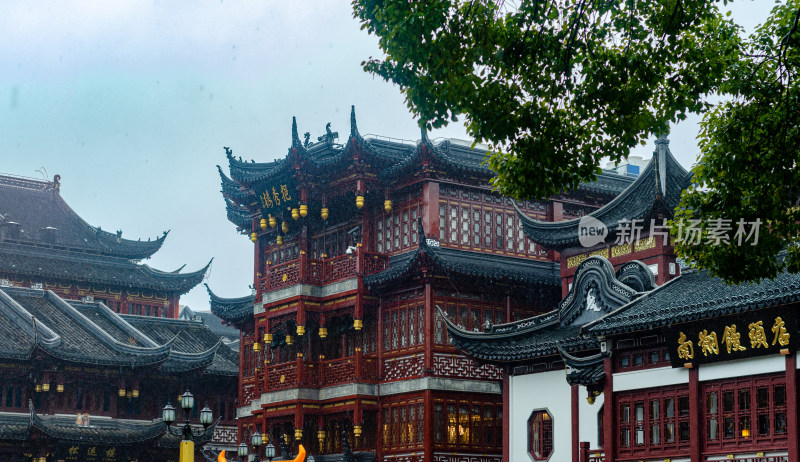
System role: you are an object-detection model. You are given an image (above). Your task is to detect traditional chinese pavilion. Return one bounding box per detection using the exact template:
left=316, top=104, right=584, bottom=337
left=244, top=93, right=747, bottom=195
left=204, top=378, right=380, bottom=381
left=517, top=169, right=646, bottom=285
left=0, top=172, right=239, bottom=460
left=446, top=138, right=800, bottom=462
left=0, top=173, right=209, bottom=318
left=0, top=285, right=239, bottom=461
left=210, top=107, right=635, bottom=462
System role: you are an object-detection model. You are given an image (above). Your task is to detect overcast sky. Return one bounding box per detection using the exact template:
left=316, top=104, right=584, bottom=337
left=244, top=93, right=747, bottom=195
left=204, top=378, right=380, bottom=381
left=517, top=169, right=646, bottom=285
left=0, top=1, right=769, bottom=311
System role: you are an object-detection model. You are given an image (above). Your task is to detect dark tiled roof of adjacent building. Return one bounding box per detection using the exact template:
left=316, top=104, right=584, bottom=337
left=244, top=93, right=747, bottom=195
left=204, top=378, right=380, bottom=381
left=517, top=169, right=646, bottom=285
left=583, top=269, right=800, bottom=337
left=122, top=315, right=239, bottom=376
left=206, top=284, right=255, bottom=326
left=0, top=244, right=210, bottom=293
left=180, top=306, right=240, bottom=342
left=518, top=137, right=692, bottom=251
left=0, top=403, right=219, bottom=447
left=0, top=287, right=237, bottom=375
left=0, top=174, right=166, bottom=260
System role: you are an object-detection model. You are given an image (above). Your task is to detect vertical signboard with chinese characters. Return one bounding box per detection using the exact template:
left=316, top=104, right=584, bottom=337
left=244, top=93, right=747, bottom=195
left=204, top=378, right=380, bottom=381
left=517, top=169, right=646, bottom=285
left=254, top=176, right=298, bottom=219
left=668, top=306, right=797, bottom=367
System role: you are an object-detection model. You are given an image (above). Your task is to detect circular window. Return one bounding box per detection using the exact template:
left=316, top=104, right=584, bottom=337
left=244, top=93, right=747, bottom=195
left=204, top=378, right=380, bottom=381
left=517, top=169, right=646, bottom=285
left=528, top=409, right=553, bottom=461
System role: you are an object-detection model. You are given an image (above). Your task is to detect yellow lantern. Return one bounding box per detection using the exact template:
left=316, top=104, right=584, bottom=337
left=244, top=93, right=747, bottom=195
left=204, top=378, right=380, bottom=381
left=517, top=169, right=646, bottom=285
left=277, top=235, right=283, bottom=246
left=260, top=218, right=267, bottom=230
left=253, top=342, right=262, bottom=352
left=269, top=215, right=276, bottom=228
left=42, top=383, right=50, bottom=392
left=354, top=319, right=363, bottom=331
left=321, top=207, right=329, bottom=220
left=295, top=428, right=303, bottom=440
left=35, top=384, right=41, bottom=393
left=384, top=199, right=392, bottom=212
left=354, top=425, right=362, bottom=437
left=318, top=327, right=327, bottom=338
left=291, top=208, right=299, bottom=220
left=286, top=334, right=294, bottom=346
left=318, top=430, right=326, bottom=443
left=299, top=204, right=308, bottom=217
left=56, top=384, right=64, bottom=393
left=132, top=389, right=139, bottom=398
left=282, top=221, right=289, bottom=233
left=356, top=195, right=365, bottom=209
left=250, top=232, right=257, bottom=242
left=118, top=388, right=126, bottom=397
left=296, top=325, right=305, bottom=336
left=264, top=333, right=273, bottom=344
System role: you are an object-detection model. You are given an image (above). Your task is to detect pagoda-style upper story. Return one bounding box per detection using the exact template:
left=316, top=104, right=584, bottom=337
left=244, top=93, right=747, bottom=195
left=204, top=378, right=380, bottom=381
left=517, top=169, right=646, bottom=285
left=218, top=107, right=636, bottom=300
left=0, top=173, right=210, bottom=316
left=0, top=174, right=166, bottom=260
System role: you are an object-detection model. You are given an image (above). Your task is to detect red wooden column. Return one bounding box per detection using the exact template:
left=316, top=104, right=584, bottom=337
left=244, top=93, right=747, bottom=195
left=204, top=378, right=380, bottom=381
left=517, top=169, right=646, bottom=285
left=571, top=385, right=579, bottom=462
left=602, top=355, right=615, bottom=461
left=424, top=281, right=434, bottom=374
left=424, top=389, right=433, bottom=462
left=688, top=367, right=701, bottom=461
left=505, top=294, right=512, bottom=322
left=422, top=181, right=440, bottom=237
left=502, top=366, right=510, bottom=462
left=786, top=354, right=798, bottom=461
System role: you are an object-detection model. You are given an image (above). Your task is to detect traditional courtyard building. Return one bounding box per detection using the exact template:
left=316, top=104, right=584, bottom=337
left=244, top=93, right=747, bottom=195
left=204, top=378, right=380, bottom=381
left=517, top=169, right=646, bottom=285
left=210, top=107, right=635, bottom=462
left=0, top=173, right=208, bottom=318
left=0, top=285, right=239, bottom=461
left=0, top=172, right=238, bottom=460
left=446, top=138, right=800, bottom=462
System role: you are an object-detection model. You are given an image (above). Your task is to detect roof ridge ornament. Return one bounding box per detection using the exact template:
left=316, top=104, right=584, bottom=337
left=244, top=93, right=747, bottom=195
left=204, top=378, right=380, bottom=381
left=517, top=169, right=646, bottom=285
left=654, top=133, right=669, bottom=196
left=350, top=105, right=359, bottom=138
left=291, top=117, right=303, bottom=149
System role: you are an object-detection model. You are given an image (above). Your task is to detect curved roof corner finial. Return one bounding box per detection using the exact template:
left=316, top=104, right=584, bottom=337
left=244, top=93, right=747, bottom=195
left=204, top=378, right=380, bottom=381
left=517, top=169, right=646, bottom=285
left=655, top=132, right=670, bottom=146
left=224, top=147, right=233, bottom=159
left=291, top=117, right=302, bottom=149
left=350, top=105, right=359, bottom=137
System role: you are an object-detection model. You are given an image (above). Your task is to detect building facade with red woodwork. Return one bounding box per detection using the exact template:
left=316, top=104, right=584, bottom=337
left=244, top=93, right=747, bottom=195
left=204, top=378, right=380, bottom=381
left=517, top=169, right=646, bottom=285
left=0, top=173, right=239, bottom=461
left=211, top=107, right=635, bottom=462
left=447, top=137, right=800, bottom=462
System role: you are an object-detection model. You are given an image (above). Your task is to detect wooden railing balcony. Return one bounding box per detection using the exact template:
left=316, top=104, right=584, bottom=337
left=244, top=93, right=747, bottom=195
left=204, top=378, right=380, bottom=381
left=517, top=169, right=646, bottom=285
left=258, top=251, right=388, bottom=295
left=579, top=443, right=604, bottom=462
left=262, top=354, right=380, bottom=392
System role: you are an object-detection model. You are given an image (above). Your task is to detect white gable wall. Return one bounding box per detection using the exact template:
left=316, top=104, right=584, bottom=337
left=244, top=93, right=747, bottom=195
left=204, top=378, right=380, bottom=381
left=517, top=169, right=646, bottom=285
left=509, top=370, right=571, bottom=461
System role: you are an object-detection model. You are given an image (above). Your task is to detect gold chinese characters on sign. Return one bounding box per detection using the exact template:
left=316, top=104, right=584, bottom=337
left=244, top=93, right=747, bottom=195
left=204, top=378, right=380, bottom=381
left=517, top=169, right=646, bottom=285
left=677, top=317, right=790, bottom=363
left=259, top=184, right=292, bottom=210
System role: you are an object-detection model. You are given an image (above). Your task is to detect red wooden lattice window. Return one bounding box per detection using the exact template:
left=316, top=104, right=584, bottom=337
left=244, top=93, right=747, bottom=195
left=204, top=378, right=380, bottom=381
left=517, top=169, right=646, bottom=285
left=381, top=399, right=424, bottom=451
left=432, top=399, right=502, bottom=451
left=616, top=347, right=671, bottom=371
left=528, top=409, right=554, bottom=460
left=376, top=200, right=421, bottom=254
left=382, top=301, right=424, bottom=352
left=617, top=386, right=690, bottom=457
left=437, top=186, right=547, bottom=259
left=703, top=374, right=787, bottom=451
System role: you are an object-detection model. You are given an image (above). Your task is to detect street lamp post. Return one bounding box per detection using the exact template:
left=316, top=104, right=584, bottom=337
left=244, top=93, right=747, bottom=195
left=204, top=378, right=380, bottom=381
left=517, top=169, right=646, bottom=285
left=162, top=388, right=215, bottom=462
left=237, top=442, right=249, bottom=462
left=247, top=431, right=276, bottom=462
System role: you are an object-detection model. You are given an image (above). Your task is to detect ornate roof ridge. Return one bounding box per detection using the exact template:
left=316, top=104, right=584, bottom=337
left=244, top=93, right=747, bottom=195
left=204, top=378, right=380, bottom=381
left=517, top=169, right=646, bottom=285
left=29, top=401, right=167, bottom=445
left=517, top=137, right=692, bottom=250
left=206, top=284, right=256, bottom=325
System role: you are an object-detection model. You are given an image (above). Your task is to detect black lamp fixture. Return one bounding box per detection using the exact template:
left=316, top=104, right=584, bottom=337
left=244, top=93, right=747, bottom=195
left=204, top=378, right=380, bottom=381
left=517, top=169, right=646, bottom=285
left=264, top=440, right=276, bottom=462
left=251, top=430, right=262, bottom=462
left=162, top=387, right=216, bottom=442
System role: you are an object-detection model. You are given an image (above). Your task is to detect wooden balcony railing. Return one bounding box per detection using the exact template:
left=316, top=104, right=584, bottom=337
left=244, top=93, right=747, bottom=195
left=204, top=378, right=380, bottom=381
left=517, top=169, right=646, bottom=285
left=259, top=251, right=388, bottom=295
left=262, top=354, right=380, bottom=392
left=579, top=443, right=604, bottom=462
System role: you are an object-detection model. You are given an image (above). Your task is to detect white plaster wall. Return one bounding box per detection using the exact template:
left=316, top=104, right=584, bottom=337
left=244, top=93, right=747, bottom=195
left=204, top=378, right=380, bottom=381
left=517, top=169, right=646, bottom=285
left=698, top=354, right=786, bottom=382
left=578, top=386, right=603, bottom=448
left=613, top=366, right=688, bottom=392
left=509, top=370, right=571, bottom=462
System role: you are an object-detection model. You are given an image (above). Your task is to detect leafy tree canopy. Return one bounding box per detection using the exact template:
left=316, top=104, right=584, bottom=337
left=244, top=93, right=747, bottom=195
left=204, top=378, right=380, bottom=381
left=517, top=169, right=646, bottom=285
left=353, top=0, right=800, bottom=283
